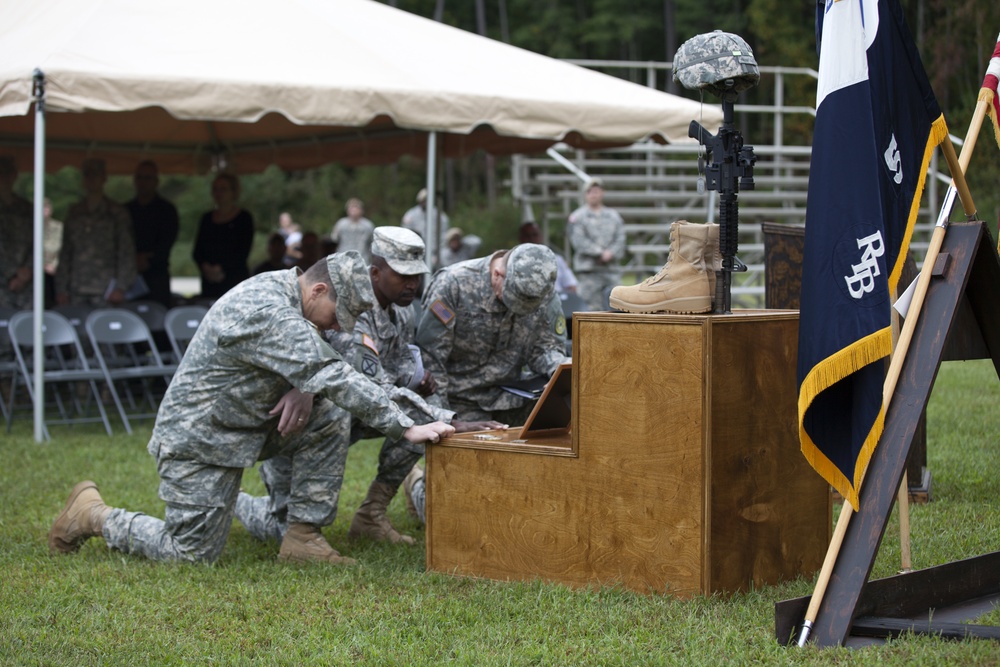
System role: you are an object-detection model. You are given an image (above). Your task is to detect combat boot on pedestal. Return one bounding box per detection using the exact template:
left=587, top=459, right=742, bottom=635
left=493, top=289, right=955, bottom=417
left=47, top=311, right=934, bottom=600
left=49, top=481, right=112, bottom=554
left=348, top=480, right=416, bottom=545
left=609, top=221, right=712, bottom=314
left=278, top=523, right=357, bottom=565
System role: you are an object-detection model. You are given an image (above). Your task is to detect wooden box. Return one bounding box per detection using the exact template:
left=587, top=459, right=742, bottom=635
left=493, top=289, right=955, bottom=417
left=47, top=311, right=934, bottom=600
left=426, top=310, right=830, bottom=597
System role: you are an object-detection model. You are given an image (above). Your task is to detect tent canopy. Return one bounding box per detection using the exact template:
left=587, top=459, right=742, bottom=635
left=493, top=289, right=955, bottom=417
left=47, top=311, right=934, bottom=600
left=0, top=0, right=721, bottom=174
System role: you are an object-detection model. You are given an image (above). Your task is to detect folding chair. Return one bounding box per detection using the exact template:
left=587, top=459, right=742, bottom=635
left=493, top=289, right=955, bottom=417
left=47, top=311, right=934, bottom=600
left=122, top=299, right=172, bottom=359
left=121, top=300, right=168, bottom=333
left=50, top=303, right=95, bottom=339
left=163, top=305, right=208, bottom=361
left=7, top=310, right=114, bottom=439
left=86, top=309, right=177, bottom=434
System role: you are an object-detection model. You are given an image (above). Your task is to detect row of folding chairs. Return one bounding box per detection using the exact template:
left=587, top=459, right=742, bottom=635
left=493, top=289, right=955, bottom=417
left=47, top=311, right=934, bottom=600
left=0, top=303, right=208, bottom=439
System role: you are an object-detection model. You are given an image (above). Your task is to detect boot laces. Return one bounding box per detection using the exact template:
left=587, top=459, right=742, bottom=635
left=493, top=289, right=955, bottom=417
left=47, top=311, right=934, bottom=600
left=642, top=239, right=677, bottom=285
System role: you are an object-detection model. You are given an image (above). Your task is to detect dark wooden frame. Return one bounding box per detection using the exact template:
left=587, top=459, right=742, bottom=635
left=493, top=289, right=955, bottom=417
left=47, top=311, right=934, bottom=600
left=774, top=221, right=1000, bottom=646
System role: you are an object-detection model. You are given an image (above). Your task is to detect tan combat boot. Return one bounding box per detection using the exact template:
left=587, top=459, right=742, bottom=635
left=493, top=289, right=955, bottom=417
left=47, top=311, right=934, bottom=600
left=402, top=464, right=424, bottom=520
left=348, top=480, right=416, bottom=545
left=278, top=523, right=357, bottom=565
left=609, top=221, right=712, bottom=314
left=49, top=481, right=112, bottom=554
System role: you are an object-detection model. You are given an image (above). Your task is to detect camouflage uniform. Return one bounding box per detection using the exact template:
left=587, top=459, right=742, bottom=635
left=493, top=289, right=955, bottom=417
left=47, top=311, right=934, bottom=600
left=415, top=246, right=569, bottom=423
left=330, top=217, right=375, bottom=261
left=102, top=255, right=415, bottom=563
left=401, top=201, right=449, bottom=240
left=55, top=196, right=137, bottom=306
left=237, top=300, right=454, bottom=543
left=239, top=229, right=450, bottom=542
left=567, top=201, right=625, bottom=311
left=0, top=193, right=33, bottom=310
left=347, top=300, right=455, bottom=480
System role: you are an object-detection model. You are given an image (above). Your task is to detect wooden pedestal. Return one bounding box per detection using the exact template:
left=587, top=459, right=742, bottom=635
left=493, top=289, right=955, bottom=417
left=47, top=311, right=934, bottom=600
left=426, top=310, right=830, bottom=597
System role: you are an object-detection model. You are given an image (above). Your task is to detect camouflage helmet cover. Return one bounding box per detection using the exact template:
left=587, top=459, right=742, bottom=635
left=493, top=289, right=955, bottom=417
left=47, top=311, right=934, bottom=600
left=672, top=30, right=759, bottom=96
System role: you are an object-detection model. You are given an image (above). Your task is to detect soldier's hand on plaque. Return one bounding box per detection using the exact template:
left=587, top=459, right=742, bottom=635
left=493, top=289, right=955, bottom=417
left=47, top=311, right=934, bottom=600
left=404, top=421, right=455, bottom=445
left=453, top=420, right=508, bottom=434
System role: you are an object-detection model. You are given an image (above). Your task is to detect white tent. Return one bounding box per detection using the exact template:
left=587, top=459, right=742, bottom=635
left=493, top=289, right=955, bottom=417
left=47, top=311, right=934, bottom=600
left=0, top=0, right=720, bottom=174
left=0, top=0, right=721, bottom=441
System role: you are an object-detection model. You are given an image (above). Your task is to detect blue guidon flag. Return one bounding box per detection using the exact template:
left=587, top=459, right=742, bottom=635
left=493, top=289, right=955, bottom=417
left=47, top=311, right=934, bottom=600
left=798, top=0, right=948, bottom=510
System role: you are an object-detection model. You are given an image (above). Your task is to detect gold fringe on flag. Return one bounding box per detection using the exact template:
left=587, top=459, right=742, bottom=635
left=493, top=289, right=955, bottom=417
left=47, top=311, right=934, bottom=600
left=798, top=326, right=894, bottom=510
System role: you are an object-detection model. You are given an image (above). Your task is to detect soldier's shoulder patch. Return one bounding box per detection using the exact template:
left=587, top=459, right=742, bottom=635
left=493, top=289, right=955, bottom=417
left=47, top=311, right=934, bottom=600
left=554, top=314, right=567, bottom=336
left=361, top=352, right=379, bottom=377
left=429, top=299, right=455, bottom=326
left=360, top=333, right=379, bottom=355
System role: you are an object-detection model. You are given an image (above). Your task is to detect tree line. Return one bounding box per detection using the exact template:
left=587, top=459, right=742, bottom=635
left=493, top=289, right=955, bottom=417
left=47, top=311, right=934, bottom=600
left=19, top=0, right=1000, bottom=276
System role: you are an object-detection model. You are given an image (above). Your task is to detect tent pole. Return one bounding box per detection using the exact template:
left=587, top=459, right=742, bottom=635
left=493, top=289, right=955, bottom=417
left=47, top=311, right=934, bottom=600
left=32, top=70, right=46, bottom=443
left=425, top=131, right=438, bottom=270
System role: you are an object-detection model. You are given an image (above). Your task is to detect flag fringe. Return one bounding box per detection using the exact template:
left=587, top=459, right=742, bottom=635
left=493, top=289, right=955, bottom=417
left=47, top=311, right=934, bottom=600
left=979, top=87, right=1000, bottom=150
left=798, top=327, right=893, bottom=510
left=888, top=114, right=949, bottom=293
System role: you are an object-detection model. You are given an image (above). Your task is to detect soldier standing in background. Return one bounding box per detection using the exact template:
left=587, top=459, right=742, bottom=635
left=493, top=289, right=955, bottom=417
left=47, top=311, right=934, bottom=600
left=48, top=252, right=454, bottom=566
left=331, top=198, right=375, bottom=262
left=567, top=178, right=625, bottom=311
left=401, top=188, right=450, bottom=240
left=55, top=158, right=137, bottom=307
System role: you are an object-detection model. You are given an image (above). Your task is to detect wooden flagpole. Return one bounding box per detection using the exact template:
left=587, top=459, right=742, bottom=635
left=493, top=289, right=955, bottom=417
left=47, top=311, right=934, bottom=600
left=797, top=100, right=987, bottom=646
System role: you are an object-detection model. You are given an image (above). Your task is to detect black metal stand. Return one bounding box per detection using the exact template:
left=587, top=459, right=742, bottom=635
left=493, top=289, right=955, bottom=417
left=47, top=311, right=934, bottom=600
left=689, top=93, right=755, bottom=313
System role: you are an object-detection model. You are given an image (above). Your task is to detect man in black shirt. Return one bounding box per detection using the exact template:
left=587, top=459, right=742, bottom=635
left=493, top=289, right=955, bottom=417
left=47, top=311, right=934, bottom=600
left=126, top=160, right=179, bottom=307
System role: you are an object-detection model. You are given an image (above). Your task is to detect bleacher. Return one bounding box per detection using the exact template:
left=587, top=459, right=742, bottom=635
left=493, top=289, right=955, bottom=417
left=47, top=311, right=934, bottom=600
left=510, top=63, right=954, bottom=308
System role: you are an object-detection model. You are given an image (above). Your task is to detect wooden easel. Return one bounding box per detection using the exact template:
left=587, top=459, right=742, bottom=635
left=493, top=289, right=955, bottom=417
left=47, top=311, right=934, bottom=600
left=775, top=221, right=1000, bottom=645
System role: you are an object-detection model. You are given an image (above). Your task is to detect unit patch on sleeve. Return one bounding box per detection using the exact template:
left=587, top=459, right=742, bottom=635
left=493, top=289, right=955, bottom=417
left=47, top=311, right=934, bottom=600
left=430, top=299, right=455, bottom=326
left=361, top=353, right=380, bottom=377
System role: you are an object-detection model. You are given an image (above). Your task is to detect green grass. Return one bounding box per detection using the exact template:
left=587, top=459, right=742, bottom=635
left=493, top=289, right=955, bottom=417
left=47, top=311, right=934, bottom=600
left=2, top=360, right=1000, bottom=665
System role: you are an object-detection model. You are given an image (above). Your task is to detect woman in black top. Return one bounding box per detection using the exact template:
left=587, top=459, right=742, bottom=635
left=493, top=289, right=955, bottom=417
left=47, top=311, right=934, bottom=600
left=192, top=173, right=254, bottom=300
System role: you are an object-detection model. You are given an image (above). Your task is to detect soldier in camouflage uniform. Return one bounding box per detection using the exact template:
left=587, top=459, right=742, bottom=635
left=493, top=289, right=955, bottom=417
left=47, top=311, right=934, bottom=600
left=330, top=198, right=375, bottom=262
left=48, top=251, right=455, bottom=565
left=54, top=158, right=137, bottom=307
left=401, top=188, right=449, bottom=240
left=0, top=156, right=33, bottom=312
left=237, top=228, right=502, bottom=546
left=567, top=178, right=626, bottom=311
left=415, top=243, right=570, bottom=425
left=401, top=243, right=569, bottom=522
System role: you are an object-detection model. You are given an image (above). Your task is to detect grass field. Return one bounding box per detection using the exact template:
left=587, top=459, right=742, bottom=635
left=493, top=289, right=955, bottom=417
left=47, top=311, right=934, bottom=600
left=1, top=359, right=999, bottom=665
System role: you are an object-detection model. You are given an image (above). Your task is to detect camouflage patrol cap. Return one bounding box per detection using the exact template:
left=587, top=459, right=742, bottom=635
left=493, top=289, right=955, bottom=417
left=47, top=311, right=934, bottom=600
left=371, top=226, right=429, bottom=275
left=502, top=243, right=557, bottom=315
left=673, top=30, right=759, bottom=96
left=326, top=250, right=375, bottom=333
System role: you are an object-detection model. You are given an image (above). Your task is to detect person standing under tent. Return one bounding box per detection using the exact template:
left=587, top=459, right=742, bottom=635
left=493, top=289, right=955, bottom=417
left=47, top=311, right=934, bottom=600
left=55, top=158, right=137, bottom=307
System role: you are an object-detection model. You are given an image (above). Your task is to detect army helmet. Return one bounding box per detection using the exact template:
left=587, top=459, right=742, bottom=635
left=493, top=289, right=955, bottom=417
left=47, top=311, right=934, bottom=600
left=672, top=30, right=759, bottom=96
